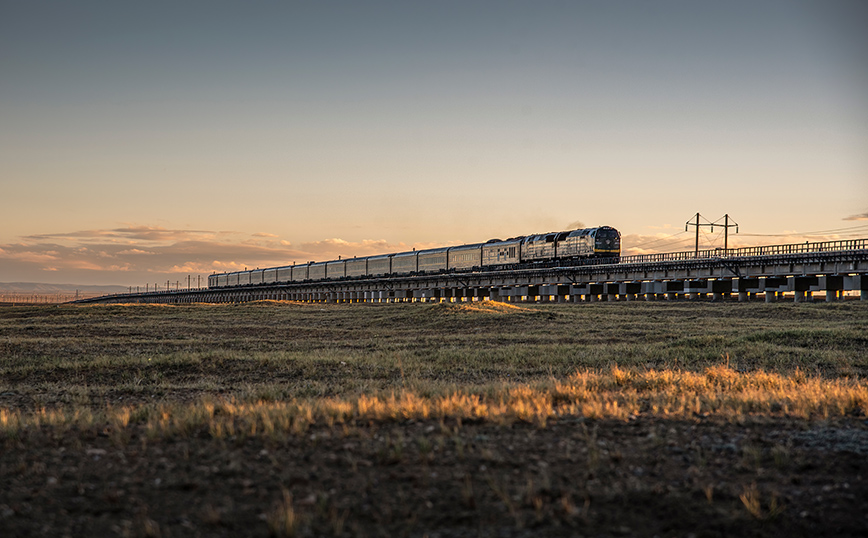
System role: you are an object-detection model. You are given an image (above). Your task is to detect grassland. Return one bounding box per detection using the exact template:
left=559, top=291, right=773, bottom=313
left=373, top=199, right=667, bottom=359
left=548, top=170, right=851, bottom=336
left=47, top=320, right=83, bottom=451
left=1, top=300, right=867, bottom=537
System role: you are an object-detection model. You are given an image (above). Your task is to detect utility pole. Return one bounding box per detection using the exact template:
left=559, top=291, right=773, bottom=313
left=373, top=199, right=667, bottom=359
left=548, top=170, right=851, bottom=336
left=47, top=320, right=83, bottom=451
left=685, top=213, right=715, bottom=258
left=711, top=214, right=739, bottom=251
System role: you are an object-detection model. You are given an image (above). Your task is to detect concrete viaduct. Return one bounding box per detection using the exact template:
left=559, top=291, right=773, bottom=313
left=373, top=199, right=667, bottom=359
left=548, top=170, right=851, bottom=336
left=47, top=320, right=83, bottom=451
left=77, top=239, right=868, bottom=305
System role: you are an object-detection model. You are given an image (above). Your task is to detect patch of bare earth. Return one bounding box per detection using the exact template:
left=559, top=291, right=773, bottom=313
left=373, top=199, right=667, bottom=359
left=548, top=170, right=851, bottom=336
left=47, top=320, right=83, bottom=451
left=2, top=417, right=867, bottom=537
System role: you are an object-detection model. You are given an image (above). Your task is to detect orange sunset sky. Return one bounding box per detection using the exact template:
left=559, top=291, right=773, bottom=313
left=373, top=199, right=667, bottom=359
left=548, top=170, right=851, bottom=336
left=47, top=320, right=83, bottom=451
left=2, top=1, right=867, bottom=287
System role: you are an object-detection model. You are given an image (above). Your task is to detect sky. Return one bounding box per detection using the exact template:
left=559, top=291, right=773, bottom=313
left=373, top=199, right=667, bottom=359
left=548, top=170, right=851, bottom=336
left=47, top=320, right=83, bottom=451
left=2, top=0, right=867, bottom=287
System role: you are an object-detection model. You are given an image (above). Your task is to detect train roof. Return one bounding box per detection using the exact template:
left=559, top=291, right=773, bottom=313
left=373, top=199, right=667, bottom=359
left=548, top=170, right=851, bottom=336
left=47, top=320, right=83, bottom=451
left=485, top=236, right=525, bottom=244
left=449, top=243, right=484, bottom=251
left=416, top=246, right=450, bottom=255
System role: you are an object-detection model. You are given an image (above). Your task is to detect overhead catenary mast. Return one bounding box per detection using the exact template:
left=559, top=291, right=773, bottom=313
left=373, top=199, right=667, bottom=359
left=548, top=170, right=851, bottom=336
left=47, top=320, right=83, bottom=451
left=686, top=213, right=739, bottom=256
left=711, top=214, right=739, bottom=251
left=685, top=213, right=713, bottom=258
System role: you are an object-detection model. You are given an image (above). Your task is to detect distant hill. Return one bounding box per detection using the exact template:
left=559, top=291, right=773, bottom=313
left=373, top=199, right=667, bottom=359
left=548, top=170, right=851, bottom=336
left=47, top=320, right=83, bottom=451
left=0, top=282, right=129, bottom=295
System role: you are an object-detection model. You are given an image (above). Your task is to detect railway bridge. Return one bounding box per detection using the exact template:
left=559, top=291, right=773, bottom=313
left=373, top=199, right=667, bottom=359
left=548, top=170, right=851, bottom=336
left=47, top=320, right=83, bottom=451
left=77, top=239, right=868, bottom=305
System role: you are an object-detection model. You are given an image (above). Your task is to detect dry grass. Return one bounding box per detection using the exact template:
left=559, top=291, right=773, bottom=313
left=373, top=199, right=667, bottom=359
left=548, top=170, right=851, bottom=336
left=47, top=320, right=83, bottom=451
left=3, top=302, right=866, bottom=408
left=2, top=302, right=867, bottom=440
left=426, top=301, right=531, bottom=314
left=3, top=364, right=865, bottom=440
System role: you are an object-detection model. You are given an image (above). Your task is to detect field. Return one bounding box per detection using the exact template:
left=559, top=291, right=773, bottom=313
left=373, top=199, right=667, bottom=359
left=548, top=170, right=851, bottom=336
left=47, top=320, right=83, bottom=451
left=1, top=300, right=867, bottom=537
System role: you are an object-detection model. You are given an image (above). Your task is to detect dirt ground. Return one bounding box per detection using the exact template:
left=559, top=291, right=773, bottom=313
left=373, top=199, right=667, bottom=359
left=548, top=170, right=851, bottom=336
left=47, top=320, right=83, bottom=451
left=2, top=416, right=867, bottom=537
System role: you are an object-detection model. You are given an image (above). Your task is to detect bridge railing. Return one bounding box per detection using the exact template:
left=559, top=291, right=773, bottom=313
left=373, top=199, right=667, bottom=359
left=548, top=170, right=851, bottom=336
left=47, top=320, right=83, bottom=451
left=620, top=238, right=868, bottom=265
left=79, top=238, right=868, bottom=302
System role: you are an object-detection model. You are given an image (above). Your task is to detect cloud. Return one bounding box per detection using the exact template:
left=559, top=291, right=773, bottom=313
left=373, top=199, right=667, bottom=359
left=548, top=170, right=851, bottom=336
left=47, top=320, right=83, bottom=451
left=844, top=212, right=868, bottom=221
left=23, top=226, right=226, bottom=244
left=116, top=249, right=156, bottom=255
left=0, top=225, right=415, bottom=285
left=0, top=248, right=62, bottom=264
left=297, top=238, right=412, bottom=260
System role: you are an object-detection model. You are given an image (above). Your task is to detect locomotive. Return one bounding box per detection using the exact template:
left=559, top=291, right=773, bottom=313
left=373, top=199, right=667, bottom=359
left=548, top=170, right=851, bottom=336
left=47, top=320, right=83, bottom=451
left=208, top=226, right=620, bottom=288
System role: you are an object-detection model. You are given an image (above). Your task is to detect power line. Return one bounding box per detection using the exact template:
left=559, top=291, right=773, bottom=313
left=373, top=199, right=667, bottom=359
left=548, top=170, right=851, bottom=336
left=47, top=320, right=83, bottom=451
left=629, top=230, right=688, bottom=249
left=630, top=236, right=694, bottom=252
left=739, top=224, right=868, bottom=237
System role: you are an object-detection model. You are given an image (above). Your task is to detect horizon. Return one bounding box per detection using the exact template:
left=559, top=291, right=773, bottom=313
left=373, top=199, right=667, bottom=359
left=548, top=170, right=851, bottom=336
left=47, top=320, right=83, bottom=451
left=3, top=228, right=867, bottom=292
left=2, top=1, right=867, bottom=287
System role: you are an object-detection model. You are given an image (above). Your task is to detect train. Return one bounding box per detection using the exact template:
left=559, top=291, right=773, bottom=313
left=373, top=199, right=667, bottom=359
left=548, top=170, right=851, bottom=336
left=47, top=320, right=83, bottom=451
left=208, top=226, right=620, bottom=288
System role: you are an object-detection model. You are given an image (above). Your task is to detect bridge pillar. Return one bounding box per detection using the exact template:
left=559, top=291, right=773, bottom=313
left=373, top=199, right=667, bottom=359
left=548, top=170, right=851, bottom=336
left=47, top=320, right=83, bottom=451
left=738, top=291, right=748, bottom=302
left=794, top=291, right=806, bottom=303
left=820, top=276, right=844, bottom=303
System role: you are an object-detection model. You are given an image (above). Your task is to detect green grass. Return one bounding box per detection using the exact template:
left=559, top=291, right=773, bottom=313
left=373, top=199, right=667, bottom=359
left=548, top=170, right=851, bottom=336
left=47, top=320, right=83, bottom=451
left=2, top=301, right=866, bottom=410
